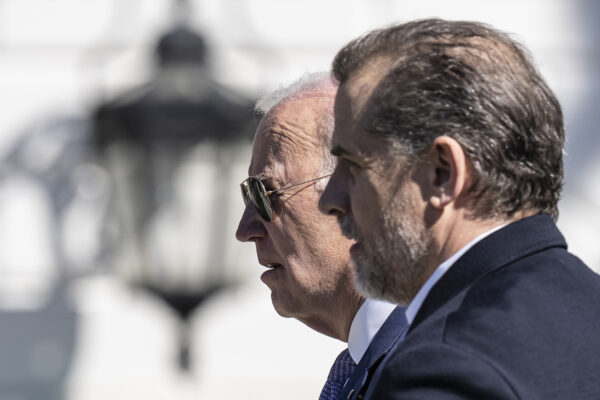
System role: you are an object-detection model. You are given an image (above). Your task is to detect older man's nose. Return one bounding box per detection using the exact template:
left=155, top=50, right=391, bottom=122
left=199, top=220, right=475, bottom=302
left=236, top=203, right=267, bottom=242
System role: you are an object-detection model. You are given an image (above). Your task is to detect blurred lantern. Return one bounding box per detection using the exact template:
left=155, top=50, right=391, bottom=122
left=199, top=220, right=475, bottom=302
left=91, top=16, right=255, bottom=373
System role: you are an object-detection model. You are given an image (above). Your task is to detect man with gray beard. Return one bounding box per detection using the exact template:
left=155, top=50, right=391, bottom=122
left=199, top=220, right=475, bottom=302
left=338, top=192, right=431, bottom=304
left=319, top=18, right=600, bottom=399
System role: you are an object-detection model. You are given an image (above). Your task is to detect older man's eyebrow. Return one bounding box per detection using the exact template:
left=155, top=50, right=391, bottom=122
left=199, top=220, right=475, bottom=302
left=254, top=172, right=272, bottom=184
left=253, top=172, right=281, bottom=188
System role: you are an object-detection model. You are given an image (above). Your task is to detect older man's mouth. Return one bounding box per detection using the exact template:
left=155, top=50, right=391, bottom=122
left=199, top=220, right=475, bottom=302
left=258, top=258, right=284, bottom=271
left=260, top=262, right=284, bottom=284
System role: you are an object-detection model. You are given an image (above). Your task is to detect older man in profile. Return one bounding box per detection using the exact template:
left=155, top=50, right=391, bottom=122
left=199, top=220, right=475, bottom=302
left=235, top=73, right=407, bottom=400
left=319, top=18, right=600, bottom=400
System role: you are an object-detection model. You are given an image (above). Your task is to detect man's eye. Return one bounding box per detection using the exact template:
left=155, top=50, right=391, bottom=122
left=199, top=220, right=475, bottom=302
left=269, top=191, right=281, bottom=201
left=261, top=181, right=277, bottom=192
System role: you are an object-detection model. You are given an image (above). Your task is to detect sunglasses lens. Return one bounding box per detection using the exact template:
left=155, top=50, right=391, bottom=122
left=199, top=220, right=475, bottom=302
left=247, top=178, right=274, bottom=221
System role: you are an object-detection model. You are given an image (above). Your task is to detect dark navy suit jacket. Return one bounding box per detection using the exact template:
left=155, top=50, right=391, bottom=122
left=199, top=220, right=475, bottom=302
left=364, top=214, right=600, bottom=400
left=339, top=306, right=408, bottom=400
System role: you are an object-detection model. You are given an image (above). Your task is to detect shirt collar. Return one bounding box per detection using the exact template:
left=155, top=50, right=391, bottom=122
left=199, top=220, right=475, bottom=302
left=347, top=298, right=396, bottom=363
left=405, top=223, right=507, bottom=325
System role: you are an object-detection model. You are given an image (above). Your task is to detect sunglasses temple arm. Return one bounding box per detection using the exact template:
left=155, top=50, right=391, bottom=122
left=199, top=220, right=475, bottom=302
left=265, top=174, right=332, bottom=195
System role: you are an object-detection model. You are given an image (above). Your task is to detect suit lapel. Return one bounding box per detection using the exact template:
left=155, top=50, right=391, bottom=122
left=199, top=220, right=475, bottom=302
left=340, top=306, right=408, bottom=400
left=410, top=214, right=566, bottom=331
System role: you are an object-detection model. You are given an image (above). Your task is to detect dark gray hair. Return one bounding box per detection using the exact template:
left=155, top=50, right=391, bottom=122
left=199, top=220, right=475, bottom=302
left=333, top=18, right=564, bottom=220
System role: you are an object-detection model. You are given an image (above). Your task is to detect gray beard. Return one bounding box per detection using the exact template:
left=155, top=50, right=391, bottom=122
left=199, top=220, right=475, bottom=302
left=351, top=209, right=433, bottom=306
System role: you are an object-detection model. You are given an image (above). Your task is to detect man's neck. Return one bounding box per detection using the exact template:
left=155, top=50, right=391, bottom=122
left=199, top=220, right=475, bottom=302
left=405, top=218, right=514, bottom=325
left=428, top=211, right=518, bottom=283
left=301, top=296, right=365, bottom=342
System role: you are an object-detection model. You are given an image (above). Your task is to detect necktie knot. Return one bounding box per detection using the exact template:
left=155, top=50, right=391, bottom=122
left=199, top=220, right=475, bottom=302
left=319, top=348, right=357, bottom=400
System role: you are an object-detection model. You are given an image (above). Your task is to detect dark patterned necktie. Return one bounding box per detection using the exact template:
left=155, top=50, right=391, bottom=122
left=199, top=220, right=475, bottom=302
left=319, top=348, right=357, bottom=400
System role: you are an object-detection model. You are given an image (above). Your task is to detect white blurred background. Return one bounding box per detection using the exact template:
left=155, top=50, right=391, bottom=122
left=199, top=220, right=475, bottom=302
left=0, top=1, right=598, bottom=399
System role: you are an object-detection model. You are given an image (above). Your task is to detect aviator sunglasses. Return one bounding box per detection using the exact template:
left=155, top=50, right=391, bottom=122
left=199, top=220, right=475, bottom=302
left=240, top=174, right=332, bottom=221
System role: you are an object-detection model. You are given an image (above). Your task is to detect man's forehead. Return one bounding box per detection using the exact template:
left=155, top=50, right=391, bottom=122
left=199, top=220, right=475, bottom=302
left=248, top=130, right=287, bottom=178
left=264, top=99, right=323, bottom=147
left=332, top=55, right=394, bottom=149
left=331, top=92, right=373, bottom=159
left=338, top=55, right=394, bottom=113
left=249, top=100, right=320, bottom=177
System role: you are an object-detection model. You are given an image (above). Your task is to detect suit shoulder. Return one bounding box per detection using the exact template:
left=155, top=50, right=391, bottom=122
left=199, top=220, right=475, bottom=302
left=435, top=248, right=600, bottom=398
left=455, top=246, right=600, bottom=323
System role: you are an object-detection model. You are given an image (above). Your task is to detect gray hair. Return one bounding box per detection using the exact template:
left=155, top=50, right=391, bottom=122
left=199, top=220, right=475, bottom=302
left=256, top=72, right=337, bottom=191
left=255, top=71, right=333, bottom=114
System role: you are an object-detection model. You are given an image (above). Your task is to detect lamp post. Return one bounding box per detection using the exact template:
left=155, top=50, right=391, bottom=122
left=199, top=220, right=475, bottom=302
left=92, top=22, right=255, bottom=373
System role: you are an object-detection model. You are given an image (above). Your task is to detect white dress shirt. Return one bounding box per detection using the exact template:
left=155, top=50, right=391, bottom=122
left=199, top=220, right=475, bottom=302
left=347, top=298, right=397, bottom=363
left=405, top=224, right=507, bottom=325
